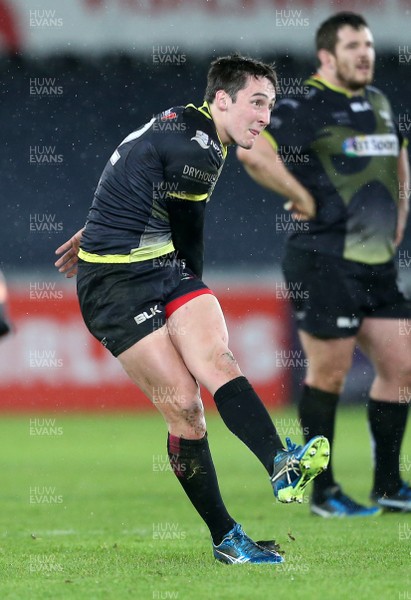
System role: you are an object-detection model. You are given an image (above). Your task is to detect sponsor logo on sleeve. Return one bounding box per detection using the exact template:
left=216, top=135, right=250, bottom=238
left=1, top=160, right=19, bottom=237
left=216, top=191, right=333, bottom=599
left=191, top=130, right=210, bottom=149
left=191, top=130, right=223, bottom=158
left=160, top=110, right=177, bottom=121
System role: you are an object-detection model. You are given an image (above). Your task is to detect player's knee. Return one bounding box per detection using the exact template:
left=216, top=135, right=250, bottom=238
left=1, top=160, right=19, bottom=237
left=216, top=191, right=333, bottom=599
left=309, top=369, right=347, bottom=394
left=308, top=355, right=352, bottom=393
left=394, top=359, right=411, bottom=388
left=327, top=377, right=345, bottom=394
left=213, top=345, right=241, bottom=378
left=373, top=353, right=411, bottom=388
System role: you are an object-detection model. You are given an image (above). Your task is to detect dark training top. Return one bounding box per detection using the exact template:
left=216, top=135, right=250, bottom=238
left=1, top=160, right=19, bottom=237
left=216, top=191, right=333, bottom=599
left=264, top=75, right=406, bottom=265
left=79, top=102, right=227, bottom=277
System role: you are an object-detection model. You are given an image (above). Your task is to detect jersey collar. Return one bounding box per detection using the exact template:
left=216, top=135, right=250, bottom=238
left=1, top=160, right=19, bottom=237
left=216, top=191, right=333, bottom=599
left=310, top=74, right=365, bottom=98
left=185, top=100, right=212, bottom=119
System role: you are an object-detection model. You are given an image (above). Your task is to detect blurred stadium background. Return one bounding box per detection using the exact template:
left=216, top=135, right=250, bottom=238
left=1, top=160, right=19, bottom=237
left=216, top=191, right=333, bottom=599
left=1, top=0, right=410, bottom=411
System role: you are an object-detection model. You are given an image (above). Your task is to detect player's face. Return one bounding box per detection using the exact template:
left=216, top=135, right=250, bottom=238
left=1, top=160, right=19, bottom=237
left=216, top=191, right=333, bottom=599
left=224, top=76, right=276, bottom=149
left=332, top=25, right=375, bottom=92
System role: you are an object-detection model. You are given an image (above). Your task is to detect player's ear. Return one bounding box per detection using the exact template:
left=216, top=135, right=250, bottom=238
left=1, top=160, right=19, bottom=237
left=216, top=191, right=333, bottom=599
left=214, top=90, right=229, bottom=111
left=318, top=48, right=334, bottom=69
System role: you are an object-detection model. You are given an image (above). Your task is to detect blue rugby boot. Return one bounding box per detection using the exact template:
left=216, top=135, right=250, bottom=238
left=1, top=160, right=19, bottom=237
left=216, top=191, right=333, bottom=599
left=371, top=481, right=411, bottom=512
left=271, top=436, right=330, bottom=503
left=212, top=523, right=284, bottom=564
left=312, top=485, right=381, bottom=517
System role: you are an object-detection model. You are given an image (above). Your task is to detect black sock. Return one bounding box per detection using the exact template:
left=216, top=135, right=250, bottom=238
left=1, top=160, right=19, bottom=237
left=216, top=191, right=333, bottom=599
left=213, top=376, right=283, bottom=475
left=299, top=385, right=339, bottom=500
left=367, top=398, right=409, bottom=496
left=167, top=433, right=236, bottom=545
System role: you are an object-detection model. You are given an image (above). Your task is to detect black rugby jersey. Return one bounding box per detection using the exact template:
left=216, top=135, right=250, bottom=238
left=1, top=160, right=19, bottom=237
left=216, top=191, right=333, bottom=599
left=79, top=102, right=226, bottom=266
left=264, top=75, right=406, bottom=264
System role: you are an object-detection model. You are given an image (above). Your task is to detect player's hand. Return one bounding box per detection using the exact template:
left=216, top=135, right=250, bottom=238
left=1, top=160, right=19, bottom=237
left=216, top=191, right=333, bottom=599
left=283, top=191, right=316, bottom=220
left=54, top=228, right=84, bottom=278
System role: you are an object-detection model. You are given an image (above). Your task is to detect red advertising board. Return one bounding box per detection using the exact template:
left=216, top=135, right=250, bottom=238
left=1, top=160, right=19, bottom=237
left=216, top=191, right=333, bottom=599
left=0, top=284, right=291, bottom=411
left=1, top=0, right=408, bottom=57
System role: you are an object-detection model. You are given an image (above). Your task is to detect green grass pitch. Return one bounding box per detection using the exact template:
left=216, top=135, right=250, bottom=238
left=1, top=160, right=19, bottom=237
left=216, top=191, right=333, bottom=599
left=0, top=406, right=410, bottom=599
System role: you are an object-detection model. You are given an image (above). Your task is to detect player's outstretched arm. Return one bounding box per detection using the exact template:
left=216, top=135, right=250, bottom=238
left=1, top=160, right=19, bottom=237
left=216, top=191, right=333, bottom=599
left=236, top=134, right=316, bottom=220
left=54, top=227, right=84, bottom=278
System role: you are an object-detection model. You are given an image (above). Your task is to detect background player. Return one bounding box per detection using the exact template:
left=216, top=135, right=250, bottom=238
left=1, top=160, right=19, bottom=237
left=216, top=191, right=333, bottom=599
left=55, top=55, right=330, bottom=563
left=237, top=13, right=411, bottom=516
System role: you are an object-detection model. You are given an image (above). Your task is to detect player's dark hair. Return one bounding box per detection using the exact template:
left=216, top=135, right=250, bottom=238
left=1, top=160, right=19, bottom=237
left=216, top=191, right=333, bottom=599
left=316, top=12, right=369, bottom=54
left=204, top=54, right=277, bottom=103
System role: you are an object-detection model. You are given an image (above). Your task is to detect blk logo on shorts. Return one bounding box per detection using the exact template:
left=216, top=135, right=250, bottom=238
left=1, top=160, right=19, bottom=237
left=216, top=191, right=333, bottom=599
left=134, top=305, right=162, bottom=325
left=336, top=316, right=359, bottom=328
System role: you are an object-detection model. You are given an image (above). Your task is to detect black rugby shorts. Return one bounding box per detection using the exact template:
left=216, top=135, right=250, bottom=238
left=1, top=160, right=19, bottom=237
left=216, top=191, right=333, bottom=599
left=282, top=246, right=411, bottom=339
left=77, top=255, right=213, bottom=356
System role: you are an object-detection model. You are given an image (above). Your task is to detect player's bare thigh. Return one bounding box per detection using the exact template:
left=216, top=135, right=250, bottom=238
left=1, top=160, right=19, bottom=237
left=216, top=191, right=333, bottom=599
left=358, top=317, right=411, bottom=401
left=167, top=294, right=242, bottom=395
left=298, top=330, right=357, bottom=394
left=117, top=326, right=205, bottom=439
